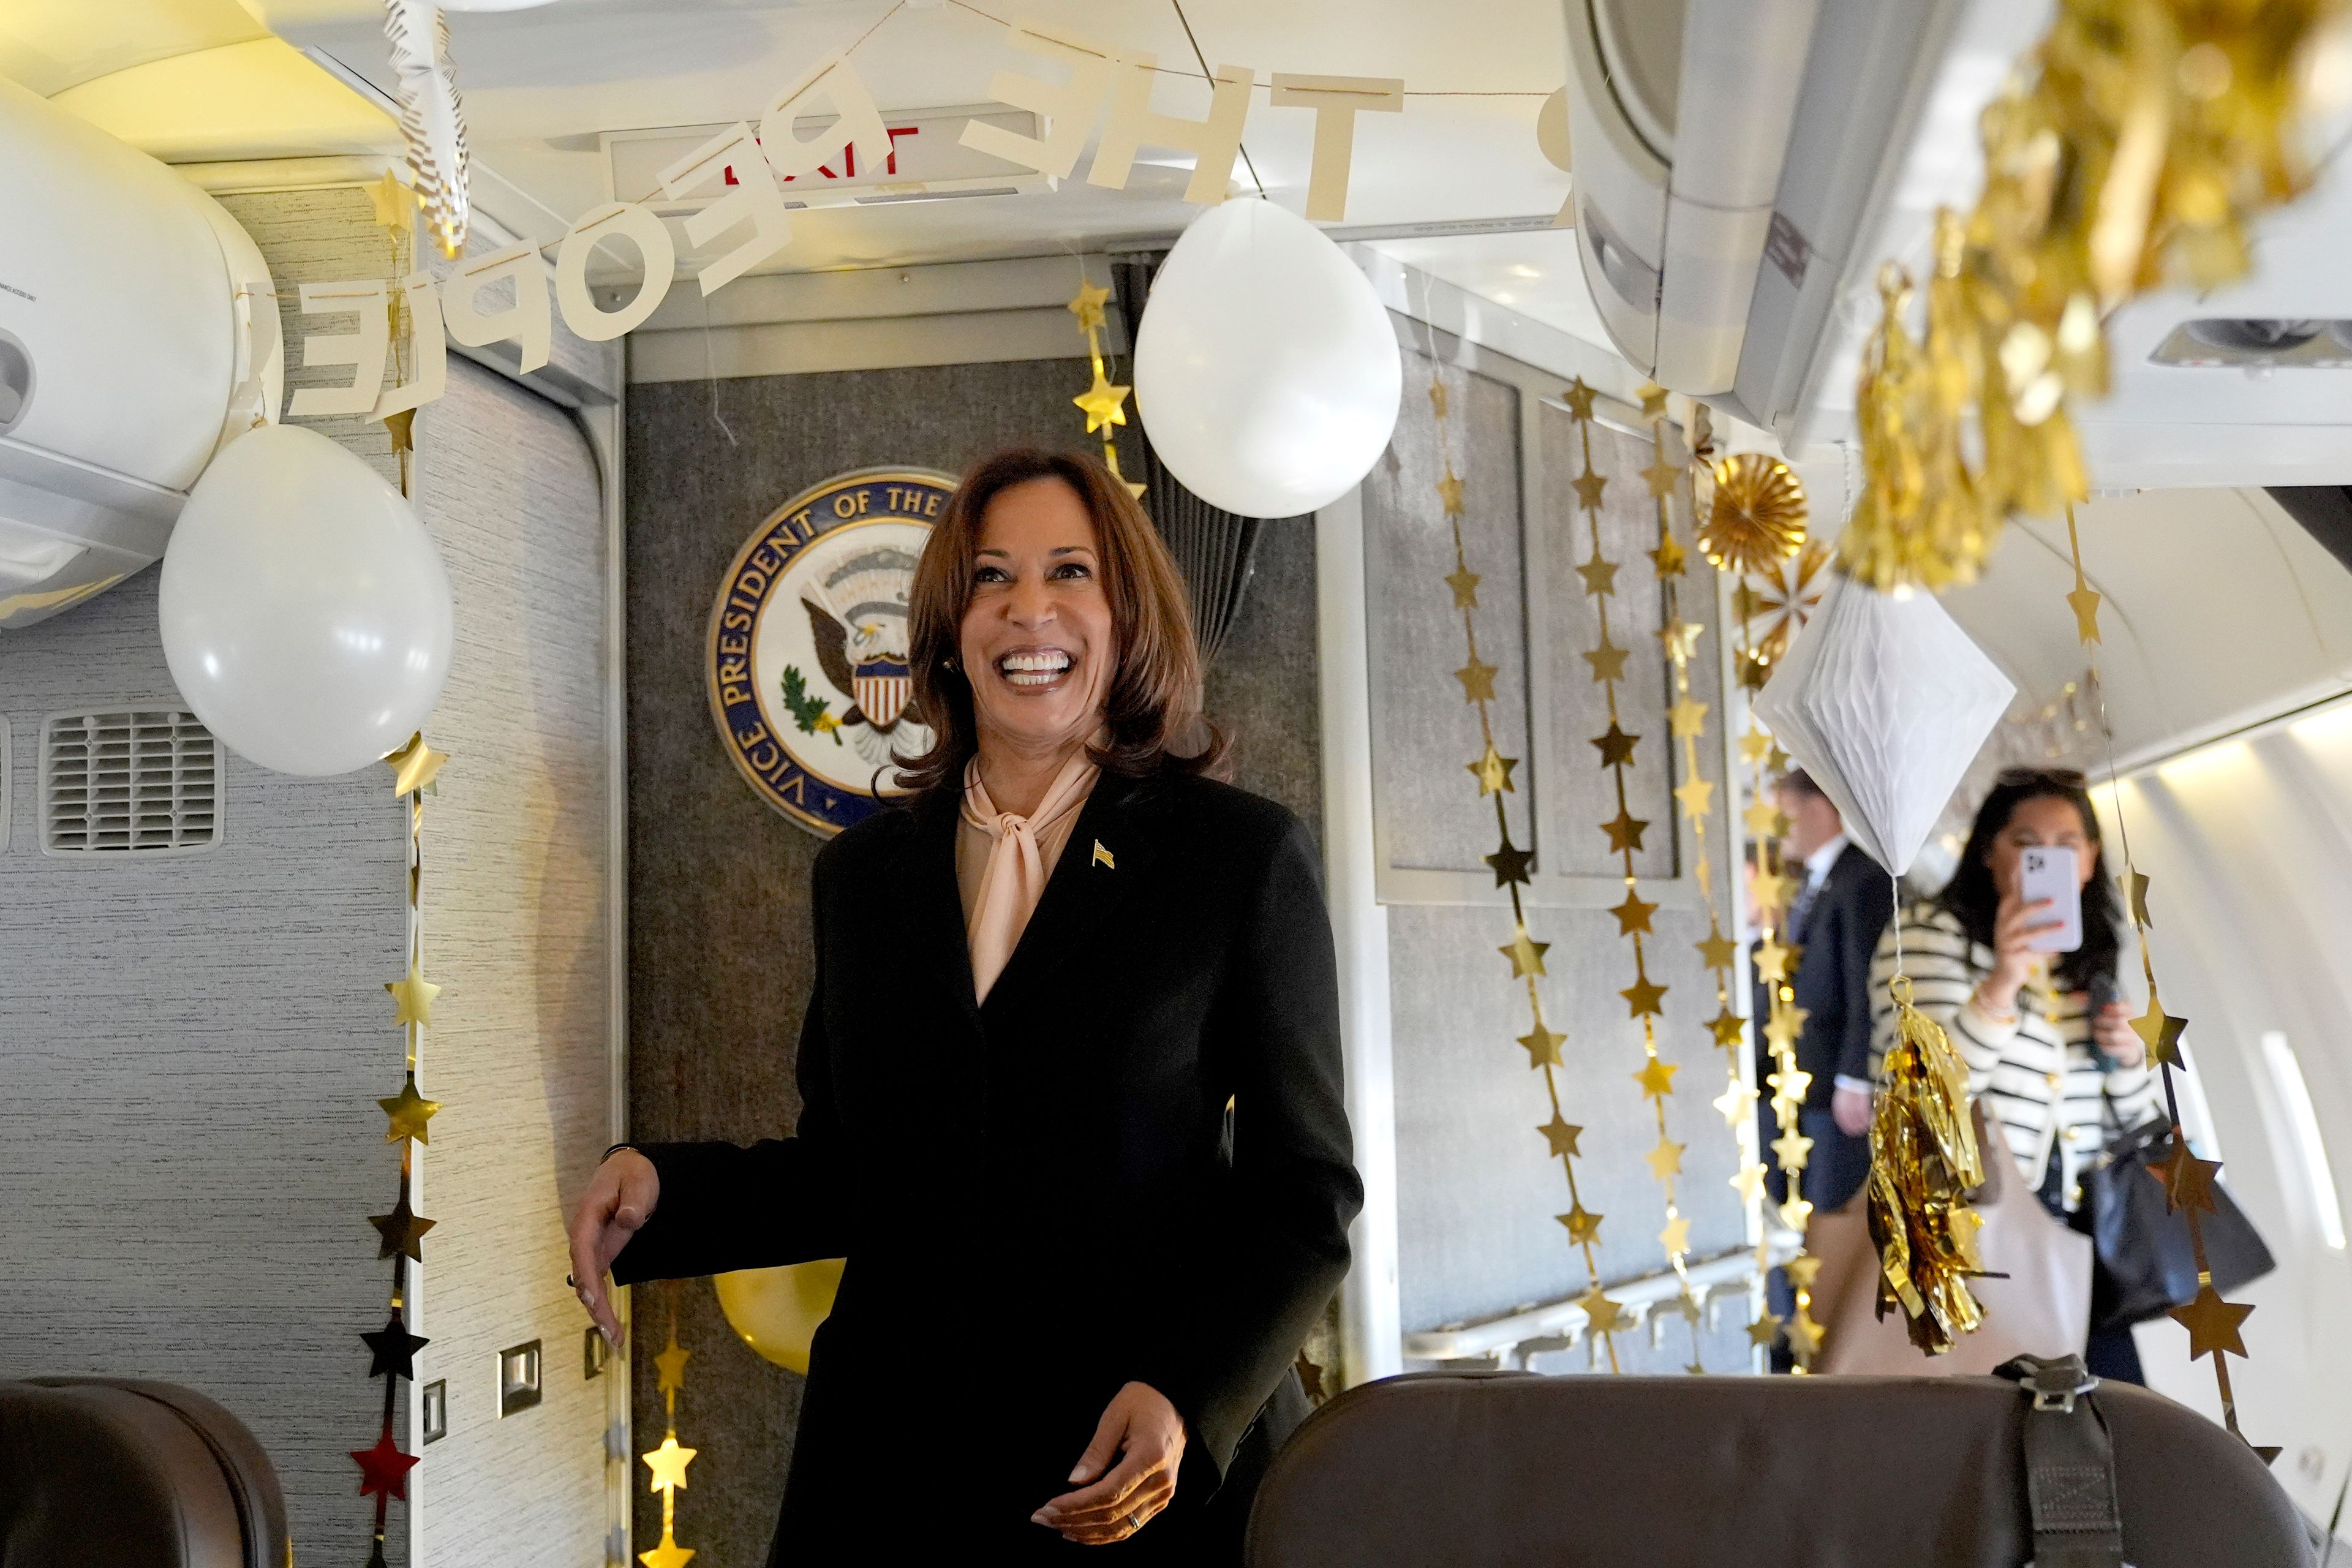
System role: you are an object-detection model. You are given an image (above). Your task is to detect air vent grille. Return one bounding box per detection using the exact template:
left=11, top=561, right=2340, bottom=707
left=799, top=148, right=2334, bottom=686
left=41, top=709, right=221, bottom=856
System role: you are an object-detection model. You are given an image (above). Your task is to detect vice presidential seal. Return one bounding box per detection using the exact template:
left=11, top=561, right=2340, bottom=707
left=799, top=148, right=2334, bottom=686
left=707, top=468, right=954, bottom=837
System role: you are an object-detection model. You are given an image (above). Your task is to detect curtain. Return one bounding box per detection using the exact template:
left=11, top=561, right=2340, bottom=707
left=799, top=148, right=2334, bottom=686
left=1111, top=254, right=1272, bottom=668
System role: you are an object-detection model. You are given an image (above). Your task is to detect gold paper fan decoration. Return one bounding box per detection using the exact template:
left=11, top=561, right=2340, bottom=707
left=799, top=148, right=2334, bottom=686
left=1698, top=453, right=1807, bottom=576
left=1745, top=538, right=1831, bottom=670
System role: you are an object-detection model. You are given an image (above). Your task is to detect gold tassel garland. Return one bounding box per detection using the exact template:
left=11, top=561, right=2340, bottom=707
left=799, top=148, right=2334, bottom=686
left=1866, top=975, right=1989, bottom=1353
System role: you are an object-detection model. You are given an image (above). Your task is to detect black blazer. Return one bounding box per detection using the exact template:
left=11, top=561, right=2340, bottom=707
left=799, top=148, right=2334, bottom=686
left=1788, top=842, right=1896, bottom=1101
left=614, top=771, right=1362, bottom=1559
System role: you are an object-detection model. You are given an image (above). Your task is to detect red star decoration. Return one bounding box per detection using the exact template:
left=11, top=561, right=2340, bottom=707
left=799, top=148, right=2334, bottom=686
left=352, top=1427, right=420, bottom=1501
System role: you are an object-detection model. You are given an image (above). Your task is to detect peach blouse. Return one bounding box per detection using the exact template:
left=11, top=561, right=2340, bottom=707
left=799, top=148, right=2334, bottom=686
left=954, top=747, right=1100, bottom=1003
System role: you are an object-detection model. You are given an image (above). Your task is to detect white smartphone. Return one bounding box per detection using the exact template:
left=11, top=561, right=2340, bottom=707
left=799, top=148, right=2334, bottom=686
left=2019, top=845, right=2083, bottom=953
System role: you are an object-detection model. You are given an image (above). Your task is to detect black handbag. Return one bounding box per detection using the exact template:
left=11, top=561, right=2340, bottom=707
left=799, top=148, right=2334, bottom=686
left=2081, top=1106, right=2276, bottom=1334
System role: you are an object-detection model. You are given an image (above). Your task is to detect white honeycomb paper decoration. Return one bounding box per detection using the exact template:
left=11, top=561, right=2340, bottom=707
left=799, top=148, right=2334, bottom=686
left=1753, top=573, right=2015, bottom=877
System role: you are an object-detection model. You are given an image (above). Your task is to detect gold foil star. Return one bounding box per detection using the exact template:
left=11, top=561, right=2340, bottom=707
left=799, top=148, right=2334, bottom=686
left=655, top=1340, right=690, bottom=1398
left=368, top=169, right=416, bottom=231
left=1434, top=470, right=1466, bottom=517
left=383, top=733, right=449, bottom=797
left=1575, top=554, right=1619, bottom=597
left=1744, top=797, right=1791, bottom=840
left=1714, top=1080, right=1758, bottom=1127
left=1645, top=1137, right=1686, bottom=1181
left=1590, top=722, right=1640, bottom=768
left=1577, top=1285, right=1628, bottom=1336
left=1782, top=1254, right=1823, bottom=1292
left=1768, top=1067, right=1814, bottom=1114
left=1558, top=1204, right=1604, bottom=1245
left=1771, top=1129, right=1814, bottom=1170
left=1455, top=655, right=1499, bottom=703
left=1731, top=1163, right=1768, bottom=1205
left=1538, top=1114, right=1583, bottom=1159
left=385, top=962, right=441, bottom=1030
left=2068, top=575, right=2103, bottom=646
left=1485, top=837, right=1535, bottom=888
left=1659, top=619, right=1704, bottom=663
left=1753, top=938, right=1794, bottom=984
left=1066, top=279, right=1111, bottom=333
left=1675, top=775, right=1716, bottom=821
left=1651, top=530, right=1687, bottom=579
left=2130, top=994, right=2188, bottom=1068
left=2169, top=1284, right=2254, bottom=1361
left=1784, top=1311, right=1823, bottom=1360
left=1697, top=929, right=1739, bottom=971
left=1583, top=638, right=1630, bottom=684
left=1751, top=867, right=1796, bottom=914
left=1746, top=1311, right=1782, bottom=1348
left=1560, top=379, right=1597, bottom=422
left=369, top=1199, right=435, bottom=1262
left=1610, top=888, right=1658, bottom=935
left=2120, top=867, right=2152, bottom=927
left=1763, top=1004, right=1809, bottom=1052
left=379, top=1077, right=442, bottom=1144
left=1642, top=453, right=1681, bottom=498
left=2154, top=1142, right=2223, bottom=1216
left=1708, top=1007, right=1747, bottom=1048
left=1428, top=380, right=1449, bottom=418
left=1500, top=927, right=1550, bottom=979
left=1444, top=565, right=1481, bottom=609
left=641, top=1433, right=698, bottom=1493
left=1659, top=1212, right=1692, bottom=1255
left=1739, top=725, right=1774, bottom=766
left=1572, top=468, right=1609, bottom=511
left=1468, top=744, right=1517, bottom=796
left=1072, top=368, right=1131, bottom=433
left=1668, top=697, right=1709, bottom=738
left=638, top=1531, right=696, bottom=1568
left=1638, top=383, right=1670, bottom=419
left=1518, top=1023, right=1566, bottom=1070
left=1634, top=1055, right=1678, bottom=1099
left=1600, top=809, right=1649, bottom=854
left=1781, top=1193, right=1816, bottom=1231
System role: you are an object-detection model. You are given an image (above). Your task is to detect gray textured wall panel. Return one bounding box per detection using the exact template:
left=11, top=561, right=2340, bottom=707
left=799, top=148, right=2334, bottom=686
left=624, top=361, right=1321, bottom=1568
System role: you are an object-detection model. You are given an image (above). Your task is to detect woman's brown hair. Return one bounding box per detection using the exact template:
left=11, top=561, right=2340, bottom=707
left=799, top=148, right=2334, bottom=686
left=894, top=447, right=1229, bottom=793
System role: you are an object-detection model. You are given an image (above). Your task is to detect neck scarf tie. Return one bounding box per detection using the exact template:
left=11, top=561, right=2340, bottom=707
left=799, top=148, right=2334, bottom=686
left=960, top=746, right=1099, bottom=1003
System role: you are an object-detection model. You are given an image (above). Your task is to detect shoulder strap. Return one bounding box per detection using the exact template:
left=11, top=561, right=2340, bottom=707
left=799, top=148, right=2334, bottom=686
left=1997, top=1355, right=2124, bottom=1568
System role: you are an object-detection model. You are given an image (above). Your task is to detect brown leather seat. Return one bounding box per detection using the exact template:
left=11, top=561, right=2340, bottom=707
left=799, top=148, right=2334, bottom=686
left=0, top=1378, right=288, bottom=1568
left=1246, top=1370, right=2316, bottom=1568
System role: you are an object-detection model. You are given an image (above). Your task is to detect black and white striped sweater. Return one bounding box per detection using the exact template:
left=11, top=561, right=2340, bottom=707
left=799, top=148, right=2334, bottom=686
left=1867, top=904, right=2160, bottom=1212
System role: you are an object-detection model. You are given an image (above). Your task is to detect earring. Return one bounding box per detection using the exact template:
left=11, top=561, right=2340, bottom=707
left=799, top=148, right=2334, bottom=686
left=943, top=656, right=957, bottom=671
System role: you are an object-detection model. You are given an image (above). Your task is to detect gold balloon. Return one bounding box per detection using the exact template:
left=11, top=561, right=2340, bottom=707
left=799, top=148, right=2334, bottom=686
left=1697, top=453, right=1807, bottom=576
left=712, top=1259, right=844, bottom=1374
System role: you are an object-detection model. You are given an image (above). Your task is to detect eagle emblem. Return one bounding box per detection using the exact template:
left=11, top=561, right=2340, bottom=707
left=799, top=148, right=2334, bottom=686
left=707, top=469, right=954, bottom=837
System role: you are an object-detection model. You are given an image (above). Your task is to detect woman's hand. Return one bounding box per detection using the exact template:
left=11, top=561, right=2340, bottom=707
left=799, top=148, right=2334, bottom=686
left=1033, top=1382, right=1186, bottom=1545
left=2090, top=999, right=2143, bottom=1068
left=1979, top=887, right=2059, bottom=1016
left=567, top=1148, right=659, bottom=1348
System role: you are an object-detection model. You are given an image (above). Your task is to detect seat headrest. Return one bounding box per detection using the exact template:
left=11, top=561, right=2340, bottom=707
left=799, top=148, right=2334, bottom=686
left=1245, top=1370, right=2314, bottom=1568
left=0, top=1378, right=288, bottom=1568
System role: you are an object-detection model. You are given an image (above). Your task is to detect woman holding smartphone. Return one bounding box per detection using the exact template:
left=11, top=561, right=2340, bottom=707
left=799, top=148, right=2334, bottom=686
left=1862, top=766, right=2159, bottom=1380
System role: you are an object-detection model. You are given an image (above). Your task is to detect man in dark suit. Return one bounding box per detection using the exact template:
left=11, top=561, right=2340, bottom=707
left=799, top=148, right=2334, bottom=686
left=1760, top=769, right=1894, bottom=1218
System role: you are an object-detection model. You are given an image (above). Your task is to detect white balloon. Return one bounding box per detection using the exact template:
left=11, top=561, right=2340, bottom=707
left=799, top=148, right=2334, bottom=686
left=159, top=423, right=454, bottom=777
left=1133, top=199, right=1402, bottom=518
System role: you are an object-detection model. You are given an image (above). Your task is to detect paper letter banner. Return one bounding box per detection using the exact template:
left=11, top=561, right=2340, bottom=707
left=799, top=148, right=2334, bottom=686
left=556, top=203, right=676, bottom=342
left=662, top=123, right=795, bottom=296
left=374, top=273, right=447, bottom=420
left=1268, top=74, right=1402, bottom=222
left=760, top=53, right=895, bottom=183
left=439, top=242, right=552, bottom=374
left=960, top=18, right=1118, bottom=181
left=288, top=280, right=392, bottom=418
left=1093, top=57, right=1255, bottom=205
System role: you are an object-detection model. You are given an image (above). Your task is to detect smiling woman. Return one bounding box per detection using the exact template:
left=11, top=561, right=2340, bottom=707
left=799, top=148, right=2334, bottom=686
left=568, top=446, right=1361, bottom=1563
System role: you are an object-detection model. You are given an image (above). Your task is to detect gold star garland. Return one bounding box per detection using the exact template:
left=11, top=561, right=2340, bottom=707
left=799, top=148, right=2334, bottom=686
left=1644, top=392, right=1779, bottom=1364
left=353, top=732, right=448, bottom=1566
left=1564, top=380, right=1704, bottom=1368
left=638, top=1294, right=699, bottom=1568
left=1067, top=276, right=1147, bottom=500
left=2064, top=505, right=2271, bottom=1461
left=1430, top=368, right=1623, bottom=1365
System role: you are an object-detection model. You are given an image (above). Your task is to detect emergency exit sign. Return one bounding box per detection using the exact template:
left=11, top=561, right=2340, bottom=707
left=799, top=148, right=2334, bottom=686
left=603, top=104, right=1049, bottom=211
